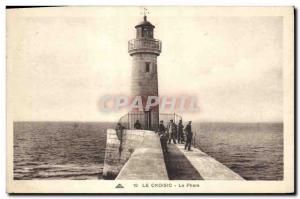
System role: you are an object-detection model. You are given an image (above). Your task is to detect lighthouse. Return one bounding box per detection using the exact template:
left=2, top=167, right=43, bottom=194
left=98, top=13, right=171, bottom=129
left=128, top=14, right=162, bottom=130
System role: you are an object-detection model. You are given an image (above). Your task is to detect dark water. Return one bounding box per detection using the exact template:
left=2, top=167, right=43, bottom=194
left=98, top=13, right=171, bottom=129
left=14, top=122, right=113, bottom=180
left=14, top=122, right=283, bottom=180
left=193, top=123, right=283, bottom=180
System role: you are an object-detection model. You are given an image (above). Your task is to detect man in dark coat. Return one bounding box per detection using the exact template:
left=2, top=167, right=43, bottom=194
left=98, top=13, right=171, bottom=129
left=167, top=119, right=177, bottom=144
left=115, top=123, right=125, bottom=140
left=158, top=120, right=166, bottom=135
left=115, top=123, right=125, bottom=153
left=157, top=120, right=168, bottom=152
left=177, top=119, right=184, bottom=144
left=184, top=121, right=193, bottom=151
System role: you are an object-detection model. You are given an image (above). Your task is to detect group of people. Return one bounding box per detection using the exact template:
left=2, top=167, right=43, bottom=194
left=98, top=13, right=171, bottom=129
left=157, top=119, right=193, bottom=153
left=119, top=119, right=194, bottom=153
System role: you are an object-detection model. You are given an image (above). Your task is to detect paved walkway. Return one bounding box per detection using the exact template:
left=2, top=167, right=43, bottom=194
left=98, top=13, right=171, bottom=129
left=175, top=144, right=244, bottom=180
left=164, top=144, right=203, bottom=180
left=116, top=133, right=168, bottom=180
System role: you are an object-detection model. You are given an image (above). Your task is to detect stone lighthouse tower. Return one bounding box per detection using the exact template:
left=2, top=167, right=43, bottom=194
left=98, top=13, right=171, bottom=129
left=128, top=14, right=162, bottom=130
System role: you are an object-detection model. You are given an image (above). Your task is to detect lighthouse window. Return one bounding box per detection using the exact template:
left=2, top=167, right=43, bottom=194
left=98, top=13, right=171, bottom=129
left=145, top=62, right=150, bottom=73
left=142, top=27, right=148, bottom=37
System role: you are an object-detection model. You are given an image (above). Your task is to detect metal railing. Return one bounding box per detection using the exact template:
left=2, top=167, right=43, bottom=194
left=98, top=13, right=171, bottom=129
left=118, top=112, right=147, bottom=130
left=159, top=113, right=182, bottom=126
left=116, top=112, right=199, bottom=149
left=128, top=38, right=162, bottom=53
left=117, top=112, right=182, bottom=131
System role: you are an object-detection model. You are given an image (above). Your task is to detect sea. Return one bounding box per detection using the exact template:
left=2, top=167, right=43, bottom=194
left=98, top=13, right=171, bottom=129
left=13, top=122, right=283, bottom=180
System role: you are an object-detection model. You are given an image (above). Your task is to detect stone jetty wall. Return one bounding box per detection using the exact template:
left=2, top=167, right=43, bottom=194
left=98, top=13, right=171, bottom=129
left=103, top=129, right=158, bottom=179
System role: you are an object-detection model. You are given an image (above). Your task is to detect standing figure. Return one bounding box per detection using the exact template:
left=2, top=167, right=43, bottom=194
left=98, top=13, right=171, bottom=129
left=158, top=121, right=168, bottom=153
left=115, top=123, right=125, bottom=140
left=115, top=123, right=125, bottom=154
left=167, top=119, right=177, bottom=144
left=157, top=120, right=166, bottom=135
left=177, top=120, right=184, bottom=144
left=184, top=121, right=193, bottom=151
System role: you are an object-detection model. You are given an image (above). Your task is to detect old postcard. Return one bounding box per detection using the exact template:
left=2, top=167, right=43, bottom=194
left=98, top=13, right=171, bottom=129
left=6, top=6, right=294, bottom=194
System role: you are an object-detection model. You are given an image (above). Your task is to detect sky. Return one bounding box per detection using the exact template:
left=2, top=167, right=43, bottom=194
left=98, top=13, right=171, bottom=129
left=7, top=7, right=283, bottom=122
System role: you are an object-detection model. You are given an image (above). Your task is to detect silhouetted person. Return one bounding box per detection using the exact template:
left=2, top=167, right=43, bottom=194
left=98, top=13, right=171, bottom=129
left=115, top=123, right=125, bottom=140
left=134, top=120, right=141, bottom=129
left=115, top=123, right=125, bottom=153
left=157, top=120, right=166, bottom=135
left=184, top=121, right=193, bottom=151
left=177, top=119, right=184, bottom=144
left=158, top=121, right=168, bottom=153
left=167, top=119, right=177, bottom=144
left=160, top=131, right=169, bottom=153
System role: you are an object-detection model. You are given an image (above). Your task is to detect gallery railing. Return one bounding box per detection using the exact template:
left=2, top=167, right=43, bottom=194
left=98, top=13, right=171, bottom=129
left=128, top=38, right=162, bottom=55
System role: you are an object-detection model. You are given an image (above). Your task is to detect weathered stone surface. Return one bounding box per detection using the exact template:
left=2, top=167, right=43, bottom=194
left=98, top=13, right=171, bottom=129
left=164, top=144, right=203, bottom=180
left=116, top=133, right=168, bottom=180
left=175, top=144, right=244, bottom=180
left=130, top=52, right=159, bottom=130
left=103, top=129, right=156, bottom=179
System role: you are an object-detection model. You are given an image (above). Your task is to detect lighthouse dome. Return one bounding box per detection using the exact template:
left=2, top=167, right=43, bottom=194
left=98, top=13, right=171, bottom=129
left=135, top=16, right=155, bottom=28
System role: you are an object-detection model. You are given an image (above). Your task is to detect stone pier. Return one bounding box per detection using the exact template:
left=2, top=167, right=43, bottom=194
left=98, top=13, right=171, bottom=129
left=103, top=129, right=244, bottom=180
left=116, top=133, right=168, bottom=180
left=174, top=144, right=244, bottom=180
left=103, top=129, right=167, bottom=179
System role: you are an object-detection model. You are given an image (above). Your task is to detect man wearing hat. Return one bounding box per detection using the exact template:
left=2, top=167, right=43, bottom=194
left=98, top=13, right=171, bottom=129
left=167, top=119, right=177, bottom=144
left=158, top=120, right=168, bottom=153
left=177, top=119, right=184, bottom=144
left=157, top=120, right=166, bottom=135
left=184, top=121, right=193, bottom=151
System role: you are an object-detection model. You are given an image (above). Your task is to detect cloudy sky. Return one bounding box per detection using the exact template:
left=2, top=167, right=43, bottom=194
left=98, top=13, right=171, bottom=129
left=7, top=7, right=283, bottom=122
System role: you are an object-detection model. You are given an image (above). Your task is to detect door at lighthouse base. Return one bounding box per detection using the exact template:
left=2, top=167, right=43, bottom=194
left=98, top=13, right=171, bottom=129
left=144, top=111, right=151, bottom=130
